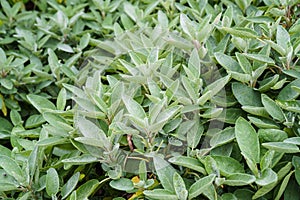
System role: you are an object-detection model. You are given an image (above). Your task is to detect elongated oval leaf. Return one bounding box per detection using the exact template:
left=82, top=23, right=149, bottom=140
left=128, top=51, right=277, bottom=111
left=75, top=179, right=99, bottom=199
left=46, top=168, right=59, bottom=196
left=236, top=52, right=252, bottom=74
left=144, top=189, right=177, bottom=200
left=284, top=137, right=300, bottom=145
left=262, top=142, right=300, bottom=153
left=173, top=172, right=188, bottom=200
left=241, top=106, right=269, bottom=117
left=248, top=116, right=280, bottom=129
left=0, top=155, right=24, bottom=184
left=187, top=120, right=204, bottom=149
left=220, top=27, right=258, bottom=39
left=62, top=154, right=98, bottom=165
left=214, top=53, right=242, bottom=73
left=204, top=74, right=231, bottom=97
left=255, top=168, right=277, bottom=186
left=212, top=156, right=244, bottom=176
left=258, top=129, right=288, bottom=142
left=77, top=117, right=109, bottom=149
left=61, top=173, right=80, bottom=199
left=27, top=94, right=56, bottom=113
left=243, top=53, right=274, bottom=64
left=154, top=156, right=176, bottom=192
left=232, top=82, right=262, bottom=106
left=188, top=174, right=216, bottom=200
left=122, top=95, right=146, bottom=119
left=109, top=178, right=134, bottom=191
left=235, top=117, right=260, bottom=163
left=57, top=88, right=67, bottom=110
left=210, top=127, right=235, bottom=147
left=277, top=79, right=300, bottom=101
left=222, top=173, right=256, bottom=186
left=261, top=94, right=285, bottom=122
left=169, top=156, right=206, bottom=174
left=274, top=171, right=294, bottom=200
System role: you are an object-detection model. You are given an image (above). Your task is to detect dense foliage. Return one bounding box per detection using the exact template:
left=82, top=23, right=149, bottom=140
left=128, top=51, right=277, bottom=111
left=0, top=0, right=300, bottom=199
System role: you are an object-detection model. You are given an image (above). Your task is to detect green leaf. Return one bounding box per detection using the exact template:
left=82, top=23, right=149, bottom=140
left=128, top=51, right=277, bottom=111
left=75, top=179, right=100, bottom=200
left=212, top=156, right=244, bottom=176
left=173, top=172, right=188, bottom=200
left=220, top=173, right=256, bottom=186
left=220, top=27, right=259, bottom=39
left=139, top=160, right=147, bottom=182
left=46, top=168, right=59, bottom=196
left=154, top=155, right=176, bottom=192
left=261, top=94, right=285, bottom=122
left=181, top=76, right=198, bottom=102
left=276, top=25, right=290, bottom=50
left=78, top=33, right=90, bottom=50
left=262, top=142, right=300, bottom=153
left=48, top=49, right=59, bottom=77
left=10, top=110, right=22, bottom=126
left=144, top=189, right=177, bottom=200
left=62, top=154, right=98, bottom=165
left=43, top=112, right=73, bottom=132
left=122, top=95, right=146, bottom=120
left=214, top=52, right=243, bottom=73
left=57, top=88, right=67, bottom=110
left=236, top=52, right=252, bottom=74
left=255, top=168, right=277, bottom=186
left=210, top=127, right=235, bottom=147
left=292, top=156, right=300, bottom=186
left=27, top=94, right=56, bottom=113
left=275, top=171, right=294, bottom=200
left=188, top=174, right=216, bottom=200
left=235, top=0, right=251, bottom=12
left=248, top=116, right=280, bottom=129
left=235, top=117, right=260, bottom=163
left=77, top=117, right=110, bottom=149
left=37, top=137, right=68, bottom=147
left=169, top=156, right=206, bottom=175
left=284, top=137, right=300, bottom=145
left=204, top=74, right=231, bottom=97
left=0, top=79, right=13, bottom=90
left=1, top=0, right=12, bottom=18
left=260, top=150, right=275, bottom=171
left=155, top=105, right=181, bottom=125
left=61, top=172, right=80, bottom=199
left=277, top=79, right=300, bottom=101
left=222, top=193, right=238, bottom=200
left=188, top=48, right=201, bottom=78
left=180, top=13, right=195, bottom=39
left=204, top=156, right=219, bottom=176
left=243, top=53, right=275, bottom=65
left=197, top=90, right=212, bottom=105
left=110, top=178, right=134, bottom=191
left=200, top=108, right=223, bottom=118
left=258, top=74, right=280, bottom=92
left=187, top=119, right=204, bottom=149
left=234, top=189, right=254, bottom=199
left=253, top=181, right=277, bottom=199
left=0, top=145, right=11, bottom=157
left=0, top=155, right=25, bottom=184
left=241, top=106, right=269, bottom=117
left=232, top=82, right=262, bottom=106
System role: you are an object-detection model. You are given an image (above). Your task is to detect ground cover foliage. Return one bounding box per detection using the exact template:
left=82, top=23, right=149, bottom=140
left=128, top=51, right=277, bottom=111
left=0, top=0, right=300, bottom=199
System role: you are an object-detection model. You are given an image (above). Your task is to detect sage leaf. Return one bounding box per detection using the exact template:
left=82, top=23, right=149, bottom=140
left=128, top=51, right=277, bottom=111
left=235, top=117, right=260, bottom=163
left=188, top=174, right=216, bottom=200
